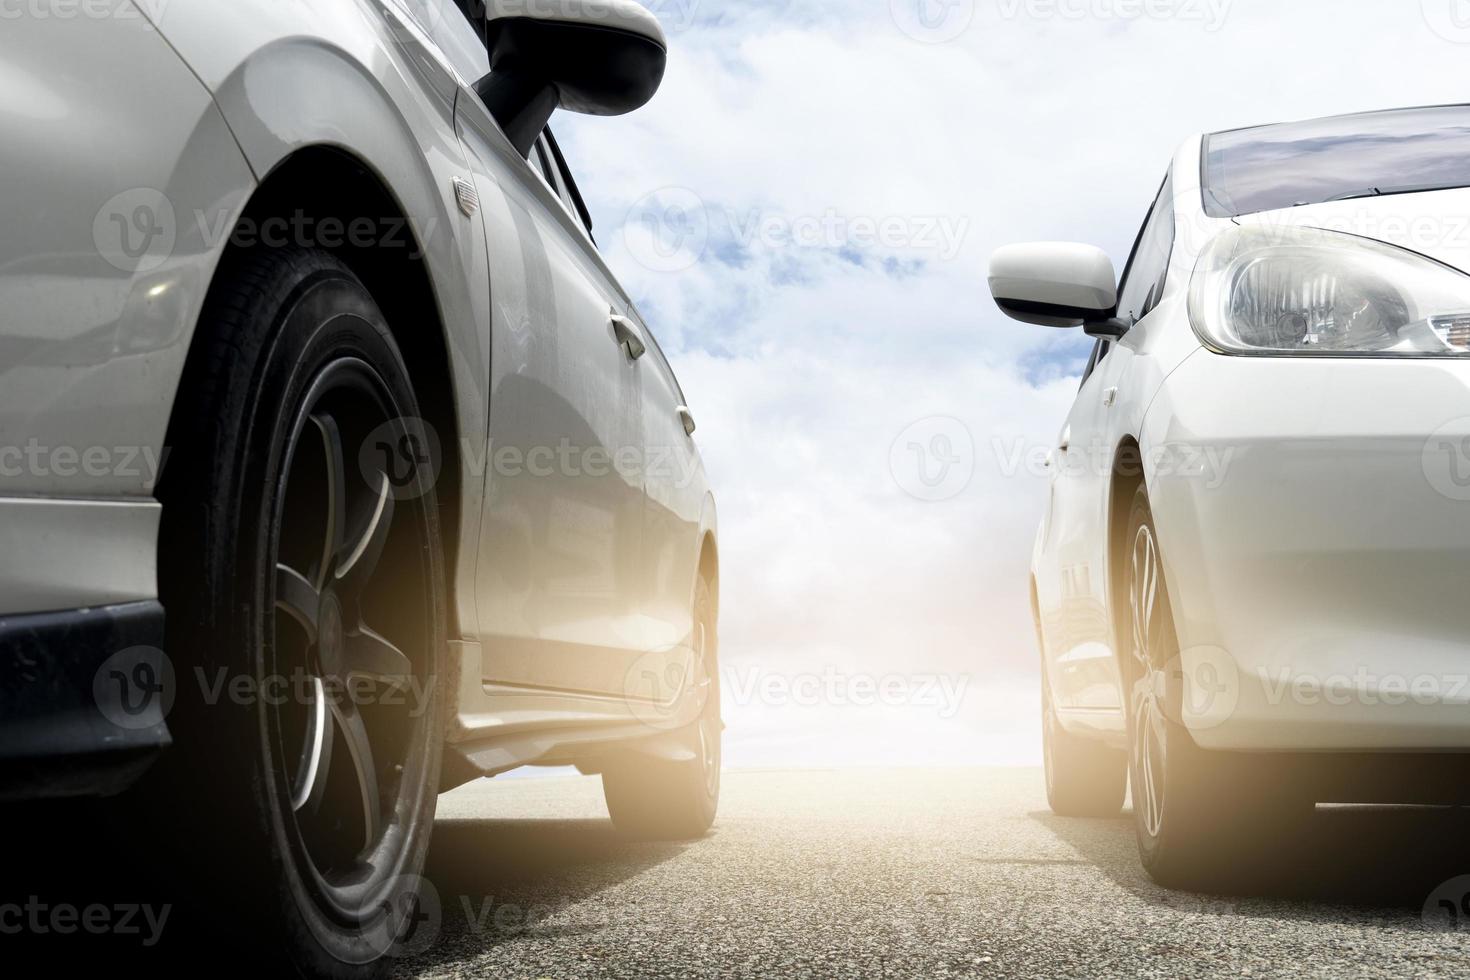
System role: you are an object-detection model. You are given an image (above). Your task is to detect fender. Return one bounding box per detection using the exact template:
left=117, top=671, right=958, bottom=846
left=140, top=0, right=496, bottom=642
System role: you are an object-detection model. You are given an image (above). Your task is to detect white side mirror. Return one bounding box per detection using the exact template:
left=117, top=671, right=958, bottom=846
left=988, top=243, right=1118, bottom=328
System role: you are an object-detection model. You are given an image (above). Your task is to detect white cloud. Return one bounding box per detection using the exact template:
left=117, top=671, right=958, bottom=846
left=554, top=0, right=1470, bottom=766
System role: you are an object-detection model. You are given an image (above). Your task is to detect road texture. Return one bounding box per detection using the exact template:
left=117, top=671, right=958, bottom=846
left=389, top=768, right=1470, bottom=979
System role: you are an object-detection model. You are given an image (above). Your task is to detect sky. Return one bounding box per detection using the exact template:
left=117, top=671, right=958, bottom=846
left=550, top=0, right=1470, bottom=768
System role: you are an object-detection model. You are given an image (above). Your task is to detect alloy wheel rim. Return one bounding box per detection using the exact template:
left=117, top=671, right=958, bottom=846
left=1129, top=522, right=1168, bottom=840
left=268, top=357, right=433, bottom=922
left=694, top=619, right=721, bottom=797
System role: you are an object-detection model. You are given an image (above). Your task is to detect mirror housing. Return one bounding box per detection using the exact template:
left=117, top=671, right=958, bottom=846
left=988, top=242, right=1117, bottom=329
left=474, top=0, right=668, bottom=156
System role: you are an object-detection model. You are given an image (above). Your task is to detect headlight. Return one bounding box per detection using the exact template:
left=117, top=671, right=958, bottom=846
left=1188, top=224, right=1470, bottom=356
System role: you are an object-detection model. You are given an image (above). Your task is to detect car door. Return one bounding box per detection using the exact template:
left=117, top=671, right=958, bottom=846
left=1039, top=173, right=1174, bottom=710
left=632, top=316, right=706, bottom=701
left=537, top=142, right=705, bottom=704
left=456, top=95, right=648, bottom=694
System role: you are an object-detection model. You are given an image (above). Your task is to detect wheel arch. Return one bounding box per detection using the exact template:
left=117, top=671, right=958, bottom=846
left=182, top=144, right=469, bottom=633
left=1107, top=436, right=1146, bottom=690
left=699, top=531, right=720, bottom=625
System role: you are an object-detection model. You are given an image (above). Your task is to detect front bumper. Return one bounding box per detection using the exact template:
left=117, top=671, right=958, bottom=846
left=1143, top=350, right=1470, bottom=752
left=0, top=601, right=170, bottom=799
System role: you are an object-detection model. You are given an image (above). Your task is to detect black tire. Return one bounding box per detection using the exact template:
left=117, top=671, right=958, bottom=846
left=1042, top=677, right=1126, bottom=818
left=603, top=576, right=720, bottom=840
left=155, top=245, right=447, bottom=976
left=1123, top=484, right=1307, bottom=889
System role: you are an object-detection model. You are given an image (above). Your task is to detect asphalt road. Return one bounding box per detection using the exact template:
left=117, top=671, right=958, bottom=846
left=389, top=768, right=1470, bottom=979
left=10, top=767, right=1470, bottom=976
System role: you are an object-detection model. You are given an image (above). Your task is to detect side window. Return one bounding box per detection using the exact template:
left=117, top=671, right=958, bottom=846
left=1114, top=173, right=1176, bottom=324
left=544, top=128, right=596, bottom=241
left=527, top=130, right=597, bottom=243
left=1079, top=339, right=1104, bottom=389
left=528, top=137, right=557, bottom=188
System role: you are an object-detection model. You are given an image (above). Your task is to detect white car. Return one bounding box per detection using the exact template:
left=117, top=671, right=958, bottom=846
left=0, top=0, right=719, bottom=971
left=991, top=105, right=1470, bottom=888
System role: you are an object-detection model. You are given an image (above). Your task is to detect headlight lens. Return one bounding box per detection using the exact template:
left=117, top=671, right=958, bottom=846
left=1188, top=224, right=1470, bottom=355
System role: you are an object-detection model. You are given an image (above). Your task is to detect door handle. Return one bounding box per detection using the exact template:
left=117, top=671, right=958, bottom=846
left=677, top=406, right=697, bottom=436
left=1057, top=425, right=1070, bottom=454
left=610, top=314, right=646, bottom=361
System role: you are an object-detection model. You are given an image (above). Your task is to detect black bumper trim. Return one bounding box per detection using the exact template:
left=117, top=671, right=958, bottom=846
left=0, top=600, right=170, bottom=799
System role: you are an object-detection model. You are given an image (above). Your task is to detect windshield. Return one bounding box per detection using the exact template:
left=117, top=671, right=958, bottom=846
left=1202, top=105, right=1470, bottom=217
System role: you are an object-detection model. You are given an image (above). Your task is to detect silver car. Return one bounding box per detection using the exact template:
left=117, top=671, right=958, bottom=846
left=0, top=0, right=720, bottom=971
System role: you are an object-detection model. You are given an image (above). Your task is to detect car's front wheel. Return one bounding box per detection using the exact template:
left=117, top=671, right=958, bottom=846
left=1124, top=484, right=1307, bottom=889
left=156, top=245, right=447, bottom=975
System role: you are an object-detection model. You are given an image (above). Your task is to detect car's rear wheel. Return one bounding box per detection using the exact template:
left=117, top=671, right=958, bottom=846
left=1124, top=484, right=1307, bottom=889
left=603, top=576, right=720, bottom=840
left=1042, top=676, right=1126, bottom=818
left=156, top=246, right=447, bottom=975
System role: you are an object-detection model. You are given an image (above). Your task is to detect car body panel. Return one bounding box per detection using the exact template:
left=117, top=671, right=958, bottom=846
left=0, top=1, right=256, bottom=620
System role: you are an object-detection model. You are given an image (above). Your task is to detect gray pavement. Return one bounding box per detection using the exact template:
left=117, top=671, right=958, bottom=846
left=391, top=768, right=1470, bottom=979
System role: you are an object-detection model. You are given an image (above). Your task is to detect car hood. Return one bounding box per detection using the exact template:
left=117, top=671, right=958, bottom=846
left=1234, top=186, right=1470, bottom=275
